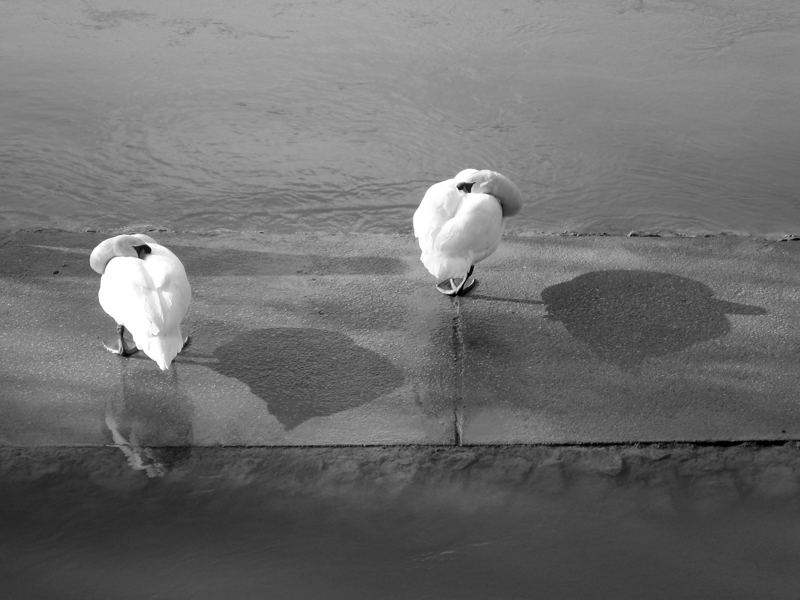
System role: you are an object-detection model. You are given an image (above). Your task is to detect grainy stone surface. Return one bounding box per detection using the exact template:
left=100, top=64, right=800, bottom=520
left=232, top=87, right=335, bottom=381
left=0, top=229, right=454, bottom=446
left=457, top=235, right=800, bottom=442
left=2, top=229, right=800, bottom=446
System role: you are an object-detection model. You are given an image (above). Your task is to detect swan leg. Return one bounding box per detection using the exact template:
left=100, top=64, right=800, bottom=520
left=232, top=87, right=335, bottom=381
left=103, top=324, right=138, bottom=357
left=452, top=265, right=477, bottom=296
left=457, top=275, right=478, bottom=296
left=435, top=266, right=477, bottom=296
left=436, top=278, right=459, bottom=295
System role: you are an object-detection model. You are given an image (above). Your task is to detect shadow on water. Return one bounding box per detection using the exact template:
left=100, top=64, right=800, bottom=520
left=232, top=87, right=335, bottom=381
left=541, top=270, right=766, bottom=368
left=210, top=328, right=405, bottom=430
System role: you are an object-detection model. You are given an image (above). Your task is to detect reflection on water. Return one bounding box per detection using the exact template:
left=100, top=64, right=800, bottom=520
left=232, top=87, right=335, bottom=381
left=1, top=0, right=799, bottom=236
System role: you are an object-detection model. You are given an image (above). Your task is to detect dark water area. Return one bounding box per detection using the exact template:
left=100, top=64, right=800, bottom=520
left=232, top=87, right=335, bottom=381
left=2, top=446, right=799, bottom=599
left=2, top=0, right=800, bottom=237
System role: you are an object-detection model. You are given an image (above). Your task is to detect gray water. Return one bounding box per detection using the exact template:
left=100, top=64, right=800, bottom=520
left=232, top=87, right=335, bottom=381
left=3, top=446, right=800, bottom=600
left=2, top=0, right=800, bottom=236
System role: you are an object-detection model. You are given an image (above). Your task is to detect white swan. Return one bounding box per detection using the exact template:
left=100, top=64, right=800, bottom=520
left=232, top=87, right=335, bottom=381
left=413, top=169, right=523, bottom=295
left=89, top=234, right=191, bottom=370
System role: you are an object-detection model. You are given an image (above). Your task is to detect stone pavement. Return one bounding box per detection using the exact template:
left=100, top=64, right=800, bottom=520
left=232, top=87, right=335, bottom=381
left=2, top=228, right=800, bottom=448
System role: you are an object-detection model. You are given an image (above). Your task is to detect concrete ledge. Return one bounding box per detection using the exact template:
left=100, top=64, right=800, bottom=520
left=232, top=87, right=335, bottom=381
left=3, top=443, right=800, bottom=506
left=2, top=229, right=800, bottom=446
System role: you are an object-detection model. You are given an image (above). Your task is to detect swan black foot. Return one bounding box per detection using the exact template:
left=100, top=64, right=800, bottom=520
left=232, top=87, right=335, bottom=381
left=104, top=324, right=138, bottom=357
left=436, top=266, right=477, bottom=296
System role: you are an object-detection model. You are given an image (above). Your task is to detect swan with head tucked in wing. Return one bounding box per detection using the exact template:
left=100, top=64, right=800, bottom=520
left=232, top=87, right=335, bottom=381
left=413, top=169, right=523, bottom=295
left=90, top=234, right=191, bottom=370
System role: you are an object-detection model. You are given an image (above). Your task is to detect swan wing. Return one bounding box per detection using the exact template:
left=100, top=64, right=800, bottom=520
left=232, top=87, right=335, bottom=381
left=138, top=245, right=191, bottom=331
left=413, top=179, right=462, bottom=249
left=98, top=250, right=190, bottom=340
left=98, top=258, right=163, bottom=336
left=434, top=194, right=504, bottom=265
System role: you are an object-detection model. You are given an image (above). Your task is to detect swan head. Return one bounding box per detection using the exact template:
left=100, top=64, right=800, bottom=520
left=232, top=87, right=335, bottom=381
left=453, top=169, right=523, bottom=217
left=89, top=233, right=158, bottom=274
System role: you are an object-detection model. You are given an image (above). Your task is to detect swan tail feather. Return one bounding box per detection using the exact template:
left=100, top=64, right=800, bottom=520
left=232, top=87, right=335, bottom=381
left=138, top=329, right=185, bottom=371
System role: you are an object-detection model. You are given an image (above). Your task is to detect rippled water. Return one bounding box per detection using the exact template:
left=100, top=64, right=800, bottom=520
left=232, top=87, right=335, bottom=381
left=2, top=0, right=800, bottom=236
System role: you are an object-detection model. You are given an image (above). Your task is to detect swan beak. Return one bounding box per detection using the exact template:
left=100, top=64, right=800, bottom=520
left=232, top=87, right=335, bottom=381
left=133, top=244, right=152, bottom=259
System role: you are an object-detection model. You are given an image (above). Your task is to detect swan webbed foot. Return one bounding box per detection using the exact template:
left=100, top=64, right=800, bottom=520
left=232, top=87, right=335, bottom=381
left=436, top=278, right=459, bottom=295
left=104, top=325, right=138, bottom=357
left=435, top=266, right=477, bottom=296
left=456, top=276, right=478, bottom=296
left=103, top=341, right=139, bottom=357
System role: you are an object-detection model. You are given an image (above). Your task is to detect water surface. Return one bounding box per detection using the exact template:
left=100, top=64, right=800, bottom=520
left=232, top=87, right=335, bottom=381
left=2, top=0, right=800, bottom=235
left=3, top=446, right=799, bottom=599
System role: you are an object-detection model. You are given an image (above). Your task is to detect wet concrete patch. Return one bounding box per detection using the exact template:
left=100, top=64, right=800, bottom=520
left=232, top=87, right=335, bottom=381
left=175, top=245, right=405, bottom=277
left=0, top=230, right=104, bottom=277
left=0, top=229, right=406, bottom=278
left=103, top=361, right=195, bottom=470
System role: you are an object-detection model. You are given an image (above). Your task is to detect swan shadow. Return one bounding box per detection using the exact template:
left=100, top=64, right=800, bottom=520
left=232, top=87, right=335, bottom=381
left=540, top=270, right=767, bottom=369
left=208, top=327, right=405, bottom=430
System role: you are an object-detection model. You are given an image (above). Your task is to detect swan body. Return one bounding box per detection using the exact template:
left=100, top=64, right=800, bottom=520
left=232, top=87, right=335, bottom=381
left=413, top=169, right=522, bottom=295
left=90, top=234, right=191, bottom=370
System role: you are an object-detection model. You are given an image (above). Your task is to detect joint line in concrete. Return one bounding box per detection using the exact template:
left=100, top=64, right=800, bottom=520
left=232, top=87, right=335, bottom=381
left=451, top=297, right=465, bottom=446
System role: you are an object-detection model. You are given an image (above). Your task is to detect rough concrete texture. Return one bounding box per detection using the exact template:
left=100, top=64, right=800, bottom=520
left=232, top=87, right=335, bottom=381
left=0, top=229, right=454, bottom=446
left=3, top=443, right=799, bottom=509
left=460, top=235, right=800, bottom=443
left=2, top=228, right=800, bottom=446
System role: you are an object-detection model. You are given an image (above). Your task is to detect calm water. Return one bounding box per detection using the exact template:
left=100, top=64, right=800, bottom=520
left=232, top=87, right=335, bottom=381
left=2, top=0, right=800, bottom=236
left=3, top=447, right=800, bottom=600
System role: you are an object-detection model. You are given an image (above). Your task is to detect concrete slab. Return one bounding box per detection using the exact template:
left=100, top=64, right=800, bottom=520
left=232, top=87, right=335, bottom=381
left=459, top=235, right=800, bottom=443
left=0, top=229, right=456, bottom=446
left=2, top=229, right=800, bottom=447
